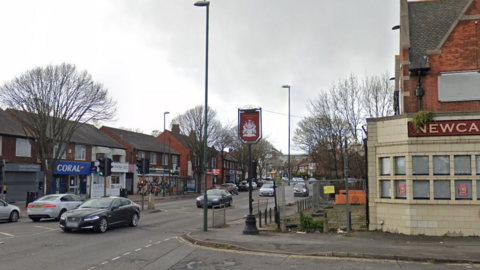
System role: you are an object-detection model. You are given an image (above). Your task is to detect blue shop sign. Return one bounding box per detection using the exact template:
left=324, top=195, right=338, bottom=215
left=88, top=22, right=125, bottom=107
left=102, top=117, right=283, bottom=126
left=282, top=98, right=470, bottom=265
left=54, top=161, right=91, bottom=175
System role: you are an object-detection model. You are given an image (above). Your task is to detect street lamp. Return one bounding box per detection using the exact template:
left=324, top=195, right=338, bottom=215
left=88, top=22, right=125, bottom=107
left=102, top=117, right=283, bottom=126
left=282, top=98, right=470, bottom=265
left=281, top=84, right=290, bottom=232
left=195, top=0, right=210, bottom=232
left=164, top=112, right=170, bottom=171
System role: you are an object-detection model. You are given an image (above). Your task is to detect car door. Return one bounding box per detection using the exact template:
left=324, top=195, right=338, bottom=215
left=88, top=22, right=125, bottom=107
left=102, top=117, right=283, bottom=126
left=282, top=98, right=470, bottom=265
left=109, top=199, right=124, bottom=226
left=221, top=190, right=231, bottom=204
left=61, top=195, right=78, bottom=211
left=120, top=198, right=133, bottom=224
left=0, top=200, right=7, bottom=219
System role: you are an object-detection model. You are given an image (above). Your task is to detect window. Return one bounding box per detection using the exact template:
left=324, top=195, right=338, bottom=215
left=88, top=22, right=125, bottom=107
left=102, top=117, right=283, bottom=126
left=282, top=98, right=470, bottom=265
left=53, top=143, right=66, bottom=159
left=395, top=157, right=406, bottom=175
left=380, top=180, right=391, bottom=198
left=380, top=158, right=390, bottom=175
left=151, top=153, right=157, bottom=165
left=433, top=155, right=450, bottom=175
left=476, top=156, right=480, bottom=175
left=211, top=157, right=217, bottom=169
left=454, top=155, right=471, bottom=175
left=172, top=155, right=178, bottom=166
left=111, top=175, right=120, bottom=184
left=395, top=180, right=406, bottom=199
left=412, top=156, right=429, bottom=175
left=434, top=180, right=451, bottom=200
left=16, top=138, right=31, bottom=157
left=0, top=136, right=2, bottom=155
left=413, top=180, right=430, bottom=199
left=455, top=180, right=472, bottom=200
left=75, top=145, right=86, bottom=160
left=477, top=180, right=480, bottom=200
left=138, top=151, right=145, bottom=159
left=163, top=154, right=168, bottom=166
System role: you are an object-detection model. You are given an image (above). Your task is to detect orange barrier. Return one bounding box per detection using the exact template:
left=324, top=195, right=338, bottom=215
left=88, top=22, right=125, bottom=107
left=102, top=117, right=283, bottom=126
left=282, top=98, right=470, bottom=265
left=335, top=190, right=366, bottom=205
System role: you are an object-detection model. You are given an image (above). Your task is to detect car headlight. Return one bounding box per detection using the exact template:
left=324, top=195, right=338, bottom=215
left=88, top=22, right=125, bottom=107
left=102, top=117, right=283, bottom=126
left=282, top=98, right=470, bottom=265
left=196, top=197, right=202, bottom=201
left=60, top=213, right=67, bottom=220
left=212, top=198, right=220, bottom=201
left=84, top=216, right=100, bottom=221
left=303, top=188, right=307, bottom=192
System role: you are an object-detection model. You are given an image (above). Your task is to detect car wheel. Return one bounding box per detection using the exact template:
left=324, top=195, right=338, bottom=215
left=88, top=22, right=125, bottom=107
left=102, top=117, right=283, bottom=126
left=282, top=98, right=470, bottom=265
left=229, top=199, right=233, bottom=207
left=129, top=213, right=139, bottom=227
left=62, top=228, right=72, bottom=232
left=31, top=218, right=41, bottom=222
left=95, top=217, right=108, bottom=233
left=197, top=205, right=202, bottom=208
left=57, top=209, right=67, bottom=220
left=236, top=191, right=239, bottom=195
left=9, top=211, right=19, bottom=222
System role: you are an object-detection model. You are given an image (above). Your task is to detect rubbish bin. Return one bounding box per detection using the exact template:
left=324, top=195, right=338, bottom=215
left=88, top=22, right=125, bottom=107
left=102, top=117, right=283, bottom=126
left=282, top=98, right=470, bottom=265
left=26, top=191, right=38, bottom=207
left=120, top=188, right=127, bottom=198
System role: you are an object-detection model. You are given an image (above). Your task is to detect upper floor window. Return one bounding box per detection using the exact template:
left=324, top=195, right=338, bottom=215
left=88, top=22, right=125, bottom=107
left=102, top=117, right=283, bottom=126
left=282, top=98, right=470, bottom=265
left=0, top=136, right=2, bottom=155
left=380, top=157, right=390, bottom=175
left=75, top=145, right=86, bottom=160
left=394, top=157, right=406, bottom=175
left=412, top=156, right=429, bottom=175
left=172, top=155, right=178, bottom=165
left=211, top=157, right=217, bottom=169
left=151, top=153, right=157, bottom=165
left=138, top=151, right=145, bottom=159
left=16, top=138, right=31, bottom=157
left=163, top=154, right=168, bottom=166
left=112, top=155, right=121, bottom=162
left=433, top=155, right=450, bottom=175
left=54, top=143, right=66, bottom=159
left=477, top=156, right=480, bottom=175
left=454, top=155, right=471, bottom=175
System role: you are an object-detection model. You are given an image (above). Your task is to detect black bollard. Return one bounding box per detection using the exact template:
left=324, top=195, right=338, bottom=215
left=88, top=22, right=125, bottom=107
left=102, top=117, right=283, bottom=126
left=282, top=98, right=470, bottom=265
left=259, top=210, right=262, bottom=227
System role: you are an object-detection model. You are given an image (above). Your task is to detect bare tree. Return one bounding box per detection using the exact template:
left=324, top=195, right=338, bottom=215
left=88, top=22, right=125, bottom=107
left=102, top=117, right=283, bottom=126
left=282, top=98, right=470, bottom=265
left=171, top=105, right=222, bottom=192
left=0, top=63, right=116, bottom=195
left=361, top=71, right=394, bottom=118
left=213, top=122, right=235, bottom=184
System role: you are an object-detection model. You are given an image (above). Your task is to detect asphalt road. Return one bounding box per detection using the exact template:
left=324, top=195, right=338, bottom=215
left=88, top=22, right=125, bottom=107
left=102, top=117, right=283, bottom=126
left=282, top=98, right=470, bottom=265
left=0, top=190, right=477, bottom=270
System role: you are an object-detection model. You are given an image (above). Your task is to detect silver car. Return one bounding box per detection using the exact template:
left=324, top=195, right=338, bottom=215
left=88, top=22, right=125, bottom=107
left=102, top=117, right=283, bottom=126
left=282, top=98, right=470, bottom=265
left=259, top=183, right=275, bottom=196
left=27, top=194, right=85, bottom=222
left=0, top=199, right=20, bottom=222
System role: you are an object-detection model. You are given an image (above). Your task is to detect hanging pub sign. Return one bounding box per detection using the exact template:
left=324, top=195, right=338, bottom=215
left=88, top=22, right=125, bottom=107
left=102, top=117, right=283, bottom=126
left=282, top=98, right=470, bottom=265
left=238, top=108, right=262, bottom=144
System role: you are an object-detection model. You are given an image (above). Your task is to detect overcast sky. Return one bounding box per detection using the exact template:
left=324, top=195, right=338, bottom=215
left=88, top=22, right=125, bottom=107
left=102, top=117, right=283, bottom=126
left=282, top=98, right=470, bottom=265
left=0, top=0, right=399, bottom=154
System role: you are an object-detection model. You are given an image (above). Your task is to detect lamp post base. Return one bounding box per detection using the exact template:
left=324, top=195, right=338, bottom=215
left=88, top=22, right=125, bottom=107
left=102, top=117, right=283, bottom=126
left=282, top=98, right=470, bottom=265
left=243, top=214, right=259, bottom=234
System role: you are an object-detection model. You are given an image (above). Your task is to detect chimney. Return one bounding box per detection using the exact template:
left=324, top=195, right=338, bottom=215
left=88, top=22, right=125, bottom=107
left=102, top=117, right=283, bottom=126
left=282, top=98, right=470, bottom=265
left=172, top=124, right=180, bottom=134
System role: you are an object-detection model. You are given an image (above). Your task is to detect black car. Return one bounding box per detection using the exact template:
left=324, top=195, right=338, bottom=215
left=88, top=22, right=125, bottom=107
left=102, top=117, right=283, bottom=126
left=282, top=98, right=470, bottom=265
left=59, top=197, right=140, bottom=233
left=196, top=189, right=233, bottom=208
left=219, top=183, right=239, bottom=195
left=238, top=180, right=248, bottom=191
left=294, top=183, right=309, bottom=197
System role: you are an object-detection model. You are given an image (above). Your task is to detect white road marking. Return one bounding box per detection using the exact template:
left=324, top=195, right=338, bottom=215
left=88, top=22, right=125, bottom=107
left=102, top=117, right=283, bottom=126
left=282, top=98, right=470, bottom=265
left=154, top=241, right=162, bottom=244
left=112, top=256, right=120, bottom=261
left=34, top=225, right=55, bottom=230
left=0, top=232, right=14, bottom=237
left=123, top=252, right=131, bottom=256
left=164, top=238, right=170, bottom=241
left=135, top=248, right=142, bottom=252
left=145, top=244, right=152, bottom=248
left=178, top=211, right=191, bottom=214
left=101, top=261, right=108, bottom=265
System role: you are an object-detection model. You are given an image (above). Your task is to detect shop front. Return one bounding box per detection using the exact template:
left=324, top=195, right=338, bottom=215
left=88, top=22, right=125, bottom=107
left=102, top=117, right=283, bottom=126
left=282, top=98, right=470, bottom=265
left=52, top=161, right=91, bottom=195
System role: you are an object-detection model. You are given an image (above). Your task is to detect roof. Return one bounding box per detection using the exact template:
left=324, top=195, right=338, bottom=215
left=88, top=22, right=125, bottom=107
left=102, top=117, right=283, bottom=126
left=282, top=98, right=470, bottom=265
left=407, top=0, right=471, bottom=69
left=71, top=123, right=125, bottom=149
left=102, top=126, right=180, bottom=155
left=169, top=131, right=190, bottom=148
left=0, top=108, right=26, bottom=137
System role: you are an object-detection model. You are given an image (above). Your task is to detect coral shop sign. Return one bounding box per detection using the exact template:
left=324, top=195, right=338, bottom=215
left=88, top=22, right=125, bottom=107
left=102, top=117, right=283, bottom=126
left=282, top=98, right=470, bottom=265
left=408, top=120, right=480, bottom=137
left=238, top=108, right=262, bottom=143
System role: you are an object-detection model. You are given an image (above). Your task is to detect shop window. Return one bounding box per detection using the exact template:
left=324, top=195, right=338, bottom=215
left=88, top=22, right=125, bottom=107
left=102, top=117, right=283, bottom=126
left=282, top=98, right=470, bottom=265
left=395, top=180, right=406, bottom=199
left=380, top=180, right=391, bottom=198
left=433, top=155, right=450, bottom=175
left=16, top=138, right=32, bottom=157
left=413, top=180, right=430, bottom=199
left=455, top=180, right=472, bottom=200
left=395, top=157, right=406, bottom=175
left=380, top=157, right=390, bottom=176
left=454, top=156, right=471, bottom=175
left=111, top=175, right=120, bottom=184
left=151, top=153, right=157, bottom=165
left=476, top=156, right=480, bottom=175
left=75, top=145, right=86, bottom=160
left=434, top=180, right=451, bottom=200
left=412, top=156, right=429, bottom=175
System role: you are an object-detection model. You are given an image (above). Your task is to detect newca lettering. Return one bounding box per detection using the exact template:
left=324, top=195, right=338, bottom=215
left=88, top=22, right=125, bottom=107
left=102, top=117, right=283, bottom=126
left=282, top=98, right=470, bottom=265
left=56, top=164, right=83, bottom=172
left=419, top=122, right=480, bottom=134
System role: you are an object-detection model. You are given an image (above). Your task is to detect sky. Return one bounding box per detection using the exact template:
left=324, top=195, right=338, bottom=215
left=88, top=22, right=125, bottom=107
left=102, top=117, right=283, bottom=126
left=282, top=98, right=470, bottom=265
left=0, top=0, right=400, bottom=155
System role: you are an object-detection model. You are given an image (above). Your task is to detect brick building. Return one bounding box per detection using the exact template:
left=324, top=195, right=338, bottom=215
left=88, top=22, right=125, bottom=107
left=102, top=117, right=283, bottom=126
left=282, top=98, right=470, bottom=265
left=368, top=0, right=480, bottom=236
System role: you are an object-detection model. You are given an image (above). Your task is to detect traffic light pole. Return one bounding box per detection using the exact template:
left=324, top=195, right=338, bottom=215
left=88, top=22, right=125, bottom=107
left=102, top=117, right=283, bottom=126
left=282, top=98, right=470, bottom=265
left=141, top=158, right=145, bottom=211
left=1, top=160, right=5, bottom=201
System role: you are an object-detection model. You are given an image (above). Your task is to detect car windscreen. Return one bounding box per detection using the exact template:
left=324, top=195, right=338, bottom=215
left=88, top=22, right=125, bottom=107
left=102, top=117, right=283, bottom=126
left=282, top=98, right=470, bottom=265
left=80, top=198, right=113, bottom=209
left=263, top=184, right=274, bottom=188
left=220, top=184, right=228, bottom=188
left=38, top=195, right=59, bottom=201
left=206, top=190, right=224, bottom=196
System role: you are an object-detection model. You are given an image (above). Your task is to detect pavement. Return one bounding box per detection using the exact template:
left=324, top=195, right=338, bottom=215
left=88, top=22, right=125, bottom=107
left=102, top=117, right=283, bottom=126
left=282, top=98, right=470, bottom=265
left=10, top=193, right=480, bottom=264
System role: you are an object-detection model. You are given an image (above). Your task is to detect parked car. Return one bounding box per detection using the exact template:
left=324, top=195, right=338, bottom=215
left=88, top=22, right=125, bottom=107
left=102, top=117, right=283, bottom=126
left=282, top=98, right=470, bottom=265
left=259, top=183, right=275, bottom=197
left=0, top=199, right=20, bottom=222
left=238, top=180, right=248, bottom=191
left=308, top=178, right=318, bottom=184
left=28, top=194, right=85, bottom=221
left=219, top=183, right=239, bottom=195
left=196, top=189, right=233, bottom=208
left=255, top=179, right=264, bottom=188
left=59, top=196, right=140, bottom=233
left=294, top=183, right=309, bottom=197
left=246, top=181, right=257, bottom=190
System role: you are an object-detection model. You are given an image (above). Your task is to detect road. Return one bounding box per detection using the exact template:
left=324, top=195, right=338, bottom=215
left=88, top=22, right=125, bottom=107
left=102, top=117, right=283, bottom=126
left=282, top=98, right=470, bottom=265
left=0, top=190, right=477, bottom=270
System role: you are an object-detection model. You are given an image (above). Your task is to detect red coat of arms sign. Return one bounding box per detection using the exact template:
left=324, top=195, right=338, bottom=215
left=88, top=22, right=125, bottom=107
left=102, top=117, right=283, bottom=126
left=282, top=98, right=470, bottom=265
left=238, top=108, right=262, bottom=143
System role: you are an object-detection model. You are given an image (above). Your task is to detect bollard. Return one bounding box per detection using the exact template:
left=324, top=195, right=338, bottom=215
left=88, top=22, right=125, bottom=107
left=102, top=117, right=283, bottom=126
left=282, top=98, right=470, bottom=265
left=324, top=211, right=329, bottom=233
left=269, top=208, right=272, bottom=223
left=259, top=210, right=262, bottom=227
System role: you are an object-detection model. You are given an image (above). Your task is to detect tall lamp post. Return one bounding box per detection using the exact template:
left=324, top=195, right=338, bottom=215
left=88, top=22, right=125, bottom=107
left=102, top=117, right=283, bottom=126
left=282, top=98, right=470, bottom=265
left=194, top=0, right=210, bottom=232
left=281, top=84, right=291, bottom=232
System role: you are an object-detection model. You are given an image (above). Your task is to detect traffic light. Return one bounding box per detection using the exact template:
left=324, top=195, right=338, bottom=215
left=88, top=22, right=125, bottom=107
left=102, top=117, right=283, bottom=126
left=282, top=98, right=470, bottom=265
left=98, top=158, right=106, bottom=176
left=144, top=158, right=150, bottom=174
left=136, top=158, right=144, bottom=174
left=106, top=158, right=113, bottom=176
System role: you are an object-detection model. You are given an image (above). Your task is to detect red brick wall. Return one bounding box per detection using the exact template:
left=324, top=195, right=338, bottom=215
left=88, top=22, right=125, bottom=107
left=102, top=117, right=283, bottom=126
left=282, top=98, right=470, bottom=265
left=157, top=131, right=190, bottom=177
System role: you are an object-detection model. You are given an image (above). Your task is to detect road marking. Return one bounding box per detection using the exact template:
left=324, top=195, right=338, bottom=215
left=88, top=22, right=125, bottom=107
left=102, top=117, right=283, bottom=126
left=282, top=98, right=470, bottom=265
left=112, top=256, right=120, bottom=261
left=145, top=244, right=152, bottom=248
left=154, top=241, right=162, bottom=244
left=164, top=238, right=170, bottom=241
left=123, top=252, right=131, bottom=256
left=34, top=225, right=55, bottom=230
left=0, top=232, right=14, bottom=237
left=135, top=248, right=142, bottom=251
left=101, top=261, right=108, bottom=265
left=178, top=211, right=191, bottom=214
